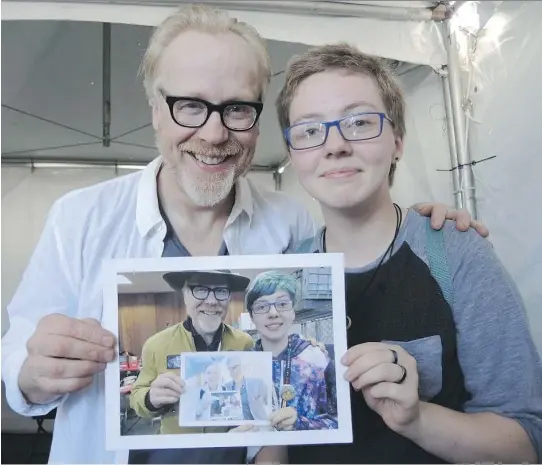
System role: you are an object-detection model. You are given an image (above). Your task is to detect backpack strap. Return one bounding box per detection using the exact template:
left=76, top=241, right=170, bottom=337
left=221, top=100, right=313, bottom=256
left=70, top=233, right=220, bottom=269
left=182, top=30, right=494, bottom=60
left=425, top=220, right=455, bottom=308
left=293, top=237, right=314, bottom=254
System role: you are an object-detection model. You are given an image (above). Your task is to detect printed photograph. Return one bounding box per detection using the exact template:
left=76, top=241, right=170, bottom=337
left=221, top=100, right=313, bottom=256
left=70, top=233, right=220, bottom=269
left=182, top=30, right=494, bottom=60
left=179, top=352, right=273, bottom=427
left=103, top=253, right=351, bottom=450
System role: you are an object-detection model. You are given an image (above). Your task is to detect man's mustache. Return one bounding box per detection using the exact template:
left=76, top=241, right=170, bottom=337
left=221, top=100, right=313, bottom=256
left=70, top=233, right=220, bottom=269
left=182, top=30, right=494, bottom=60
left=198, top=304, right=224, bottom=314
left=178, top=138, right=242, bottom=157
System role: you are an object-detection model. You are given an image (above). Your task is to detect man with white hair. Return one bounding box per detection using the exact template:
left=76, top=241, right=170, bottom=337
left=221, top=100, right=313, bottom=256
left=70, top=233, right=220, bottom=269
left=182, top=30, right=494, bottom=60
left=1, top=3, right=485, bottom=464
left=128, top=270, right=253, bottom=435
left=224, top=355, right=270, bottom=423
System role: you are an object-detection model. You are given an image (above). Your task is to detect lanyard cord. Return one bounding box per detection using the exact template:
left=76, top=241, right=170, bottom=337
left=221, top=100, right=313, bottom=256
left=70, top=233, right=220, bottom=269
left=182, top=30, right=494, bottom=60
left=324, top=203, right=403, bottom=329
left=281, top=342, right=292, bottom=409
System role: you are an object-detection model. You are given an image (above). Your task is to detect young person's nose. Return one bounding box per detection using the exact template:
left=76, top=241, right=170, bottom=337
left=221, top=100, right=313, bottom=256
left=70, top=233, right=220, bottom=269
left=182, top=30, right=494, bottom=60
left=325, top=125, right=353, bottom=159
left=267, top=304, right=280, bottom=317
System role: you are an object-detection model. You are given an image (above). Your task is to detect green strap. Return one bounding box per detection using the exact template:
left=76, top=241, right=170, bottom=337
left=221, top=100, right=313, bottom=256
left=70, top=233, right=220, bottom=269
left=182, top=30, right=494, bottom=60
left=425, top=220, right=454, bottom=308
left=294, top=237, right=314, bottom=254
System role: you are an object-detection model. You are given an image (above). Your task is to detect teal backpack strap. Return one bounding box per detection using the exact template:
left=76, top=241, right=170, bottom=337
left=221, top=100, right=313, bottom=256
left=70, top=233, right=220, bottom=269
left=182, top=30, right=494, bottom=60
left=294, top=237, right=314, bottom=254
left=425, top=220, right=454, bottom=308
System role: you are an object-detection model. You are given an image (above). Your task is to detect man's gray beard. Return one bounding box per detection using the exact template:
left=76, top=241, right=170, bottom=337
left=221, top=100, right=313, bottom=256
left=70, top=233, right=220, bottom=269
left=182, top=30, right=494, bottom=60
left=178, top=166, right=237, bottom=208
left=156, top=135, right=251, bottom=207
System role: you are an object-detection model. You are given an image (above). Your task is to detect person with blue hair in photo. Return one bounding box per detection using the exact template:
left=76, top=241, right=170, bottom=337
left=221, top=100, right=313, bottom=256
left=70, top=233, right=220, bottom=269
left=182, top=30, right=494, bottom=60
left=246, top=270, right=338, bottom=431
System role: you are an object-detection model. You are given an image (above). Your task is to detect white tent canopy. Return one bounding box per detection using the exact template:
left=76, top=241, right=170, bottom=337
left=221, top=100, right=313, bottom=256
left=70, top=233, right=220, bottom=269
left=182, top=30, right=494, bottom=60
left=2, top=0, right=541, bottom=432
left=2, top=0, right=449, bottom=171
left=3, top=1, right=448, bottom=66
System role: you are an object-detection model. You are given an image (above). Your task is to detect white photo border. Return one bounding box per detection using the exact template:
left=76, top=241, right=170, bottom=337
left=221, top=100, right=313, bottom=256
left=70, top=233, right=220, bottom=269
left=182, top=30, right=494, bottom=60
left=103, top=252, right=352, bottom=451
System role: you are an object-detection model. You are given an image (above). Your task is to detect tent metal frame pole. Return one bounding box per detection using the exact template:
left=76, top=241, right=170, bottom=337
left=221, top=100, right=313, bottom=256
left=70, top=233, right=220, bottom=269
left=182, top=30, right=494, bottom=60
left=273, top=171, right=282, bottom=191
left=440, top=69, right=463, bottom=209
left=277, top=156, right=291, bottom=173
left=9, top=0, right=445, bottom=22
left=0, top=157, right=276, bottom=173
left=1, top=158, right=146, bottom=170
left=443, top=19, right=478, bottom=218
left=186, top=0, right=443, bottom=21
left=102, top=22, right=111, bottom=147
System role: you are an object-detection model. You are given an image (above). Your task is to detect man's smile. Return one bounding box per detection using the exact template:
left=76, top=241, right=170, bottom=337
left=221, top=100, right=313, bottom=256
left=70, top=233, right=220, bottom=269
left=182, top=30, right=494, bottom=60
left=186, top=151, right=233, bottom=166
left=200, top=309, right=222, bottom=316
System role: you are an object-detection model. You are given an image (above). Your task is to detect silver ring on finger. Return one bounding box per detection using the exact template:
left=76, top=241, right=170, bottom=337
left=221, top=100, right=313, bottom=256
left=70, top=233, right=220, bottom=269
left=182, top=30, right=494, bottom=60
left=395, top=364, right=407, bottom=384
left=390, top=349, right=399, bottom=364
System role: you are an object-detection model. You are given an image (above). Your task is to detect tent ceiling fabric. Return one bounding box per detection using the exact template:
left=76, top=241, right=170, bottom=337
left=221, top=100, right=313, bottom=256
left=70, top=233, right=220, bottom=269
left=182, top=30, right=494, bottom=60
left=4, top=1, right=447, bottom=66
left=1, top=20, right=314, bottom=167
left=2, top=0, right=447, bottom=167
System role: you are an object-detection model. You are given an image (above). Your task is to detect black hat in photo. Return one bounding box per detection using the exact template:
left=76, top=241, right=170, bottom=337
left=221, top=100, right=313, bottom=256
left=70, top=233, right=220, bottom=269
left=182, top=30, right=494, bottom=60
left=163, top=270, right=250, bottom=293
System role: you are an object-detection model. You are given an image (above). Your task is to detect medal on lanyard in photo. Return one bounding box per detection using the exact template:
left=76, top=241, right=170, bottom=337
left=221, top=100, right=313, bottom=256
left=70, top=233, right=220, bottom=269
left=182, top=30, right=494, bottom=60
left=280, top=343, right=296, bottom=408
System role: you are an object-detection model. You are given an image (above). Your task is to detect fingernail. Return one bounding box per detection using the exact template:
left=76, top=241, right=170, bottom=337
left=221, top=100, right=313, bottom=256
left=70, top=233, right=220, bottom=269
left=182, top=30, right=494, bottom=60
left=102, top=335, right=115, bottom=347
left=105, top=349, right=115, bottom=361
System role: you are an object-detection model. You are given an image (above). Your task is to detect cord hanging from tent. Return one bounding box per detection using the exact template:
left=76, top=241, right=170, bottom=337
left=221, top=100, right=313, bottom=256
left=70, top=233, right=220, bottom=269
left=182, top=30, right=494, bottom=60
left=437, top=155, right=496, bottom=172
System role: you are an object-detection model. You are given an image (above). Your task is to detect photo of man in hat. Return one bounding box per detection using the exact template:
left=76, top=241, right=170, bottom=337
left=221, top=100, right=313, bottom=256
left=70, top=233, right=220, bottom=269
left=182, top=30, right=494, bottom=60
left=129, top=269, right=253, bottom=435
left=129, top=269, right=297, bottom=453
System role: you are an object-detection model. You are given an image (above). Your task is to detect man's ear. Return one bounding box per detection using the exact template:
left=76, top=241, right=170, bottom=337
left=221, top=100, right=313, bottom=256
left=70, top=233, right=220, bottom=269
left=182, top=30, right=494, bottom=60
left=152, top=100, right=161, bottom=132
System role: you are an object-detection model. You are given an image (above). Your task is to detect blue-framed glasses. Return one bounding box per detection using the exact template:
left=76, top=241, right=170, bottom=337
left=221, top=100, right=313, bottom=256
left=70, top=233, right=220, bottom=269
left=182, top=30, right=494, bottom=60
left=251, top=299, right=294, bottom=315
left=284, top=112, right=394, bottom=150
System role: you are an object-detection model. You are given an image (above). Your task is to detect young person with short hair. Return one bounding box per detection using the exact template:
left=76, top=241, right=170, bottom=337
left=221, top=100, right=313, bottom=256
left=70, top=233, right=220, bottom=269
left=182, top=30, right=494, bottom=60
left=268, top=43, right=542, bottom=464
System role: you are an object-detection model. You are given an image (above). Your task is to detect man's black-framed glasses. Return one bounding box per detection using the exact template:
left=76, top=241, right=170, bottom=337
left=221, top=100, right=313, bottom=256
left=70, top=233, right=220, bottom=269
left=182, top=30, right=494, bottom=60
left=189, top=285, right=230, bottom=301
left=162, top=92, right=263, bottom=131
left=251, top=299, right=294, bottom=315
left=284, top=112, right=394, bottom=150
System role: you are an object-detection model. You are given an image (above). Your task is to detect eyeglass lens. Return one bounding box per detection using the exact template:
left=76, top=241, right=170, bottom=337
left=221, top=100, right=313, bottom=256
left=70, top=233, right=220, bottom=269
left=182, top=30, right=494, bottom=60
left=171, top=99, right=258, bottom=131
left=288, top=112, right=384, bottom=149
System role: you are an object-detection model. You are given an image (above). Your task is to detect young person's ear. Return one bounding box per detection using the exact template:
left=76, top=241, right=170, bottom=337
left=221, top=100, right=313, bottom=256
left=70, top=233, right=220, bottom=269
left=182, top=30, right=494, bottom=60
left=393, top=136, right=404, bottom=163
left=388, top=137, right=404, bottom=186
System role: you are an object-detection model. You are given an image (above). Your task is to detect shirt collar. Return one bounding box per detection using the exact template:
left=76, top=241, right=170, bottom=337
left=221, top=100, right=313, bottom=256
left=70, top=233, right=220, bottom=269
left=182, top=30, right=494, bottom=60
left=306, top=227, right=325, bottom=253
left=136, top=156, right=164, bottom=237
left=183, top=317, right=223, bottom=351
left=227, top=175, right=254, bottom=226
left=136, top=156, right=255, bottom=238
left=316, top=227, right=326, bottom=252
